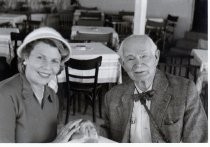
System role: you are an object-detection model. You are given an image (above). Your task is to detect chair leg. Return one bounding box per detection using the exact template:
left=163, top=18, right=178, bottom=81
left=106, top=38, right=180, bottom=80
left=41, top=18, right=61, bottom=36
left=83, top=95, right=89, bottom=114
left=92, top=94, right=96, bottom=122
left=98, top=90, right=102, bottom=118
left=78, top=93, right=81, bottom=112
left=73, top=94, right=76, bottom=115
left=65, top=94, right=70, bottom=124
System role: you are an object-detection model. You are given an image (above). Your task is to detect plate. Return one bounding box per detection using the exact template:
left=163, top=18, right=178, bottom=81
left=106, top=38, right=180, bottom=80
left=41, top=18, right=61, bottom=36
left=72, top=45, right=93, bottom=51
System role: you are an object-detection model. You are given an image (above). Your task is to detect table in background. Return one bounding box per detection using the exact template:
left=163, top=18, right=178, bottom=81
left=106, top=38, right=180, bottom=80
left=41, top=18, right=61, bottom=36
left=191, top=49, right=208, bottom=73
left=57, top=42, right=122, bottom=84
left=0, top=14, right=27, bottom=27
left=191, top=49, right=208, bottom=115
left=191, top=49, right=208, bottom=91
left=0, top=28, right=19, bottom=63
left=71, top=26, right=119, bottom=49
left=73, top=9, right=104, bottom=25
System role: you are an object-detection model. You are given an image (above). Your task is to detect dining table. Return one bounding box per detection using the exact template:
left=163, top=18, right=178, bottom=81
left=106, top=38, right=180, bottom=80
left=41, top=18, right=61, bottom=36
left=0, top=14, right=27, bottom=27
left=0, top=27, right=19, bottom=63
left=57, top=42, right=122, bottom=84
left=190, top=49, right=208, bottom=94
left=71, top=26, right=119, bottom=49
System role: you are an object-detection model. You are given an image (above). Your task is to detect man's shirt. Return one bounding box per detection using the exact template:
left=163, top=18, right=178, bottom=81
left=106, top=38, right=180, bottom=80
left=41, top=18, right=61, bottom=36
left=130, top=84, right=152, bottom=143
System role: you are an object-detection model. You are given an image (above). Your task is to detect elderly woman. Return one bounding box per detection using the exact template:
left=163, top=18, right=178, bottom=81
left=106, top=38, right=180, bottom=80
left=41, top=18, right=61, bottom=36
left=0, top=27, right=97, bottom=143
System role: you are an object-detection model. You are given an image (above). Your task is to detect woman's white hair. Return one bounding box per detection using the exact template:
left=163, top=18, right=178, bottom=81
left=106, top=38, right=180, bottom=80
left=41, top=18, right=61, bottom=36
left=117, top=34, right=157, bottom=61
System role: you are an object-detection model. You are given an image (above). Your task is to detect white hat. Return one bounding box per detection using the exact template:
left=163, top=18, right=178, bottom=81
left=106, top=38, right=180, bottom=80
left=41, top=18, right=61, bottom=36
left=17, top=27, right=71, bottom=63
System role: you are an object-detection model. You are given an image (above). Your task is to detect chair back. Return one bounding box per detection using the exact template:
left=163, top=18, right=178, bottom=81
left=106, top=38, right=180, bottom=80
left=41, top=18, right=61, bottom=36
left=74, top=31, right=112, bottom=47
left=78, top=6, right=98, bottom=11
left=145, top=20, right=165, bottom=44
left=10, top=32, right=26, bottom=55
left=45, top=14, right=60, bottom=30
left=65, top=56, right=102, bottom=91
left=59, top=11, right=74, bottom=39
left=111, top=21, right=132, bottom=42
left=24, top=20, right=41, bottom=33
left=165, top=14, right=179, bottom=35
left=162, top=14, right=179, bottom=52
left=158, top=55, right=199, bottom=83
left=119, top=11, right=134, bottom=16
left=10, top=32, right=26, bottom=75
left=80, top=12, right=102, bottom=19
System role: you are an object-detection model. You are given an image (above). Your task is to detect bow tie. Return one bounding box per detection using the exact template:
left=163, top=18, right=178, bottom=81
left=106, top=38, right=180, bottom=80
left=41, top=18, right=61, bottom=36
left=133, top=90, right=155, bottom=104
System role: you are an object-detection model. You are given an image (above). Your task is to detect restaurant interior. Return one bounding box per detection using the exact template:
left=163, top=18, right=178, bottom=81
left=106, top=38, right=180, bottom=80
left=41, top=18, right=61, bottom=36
left=0, top=0, right=208, bottom=141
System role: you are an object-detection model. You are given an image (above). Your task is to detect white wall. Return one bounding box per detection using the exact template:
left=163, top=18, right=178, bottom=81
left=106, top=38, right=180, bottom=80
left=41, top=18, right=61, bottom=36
left=147, top=0, right=195, bottom=38
left=78, top=0, right=195, bottom=38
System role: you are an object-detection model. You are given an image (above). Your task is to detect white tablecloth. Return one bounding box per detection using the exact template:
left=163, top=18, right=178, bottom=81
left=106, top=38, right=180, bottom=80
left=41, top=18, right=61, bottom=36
left=71, top=26, right=119, bottom=49
left=191, top=49, right=208, bottom=94
left=0, top=14, right=27, bottom=27
left=73, top=9, right=104, bottom=25
left=31, top=13, right=47, bottom=21
left=0, top=28, right=19, bottom=62
left=191, top=49, right=208, bottom=72
left=57, top=42, right=122, bottom=84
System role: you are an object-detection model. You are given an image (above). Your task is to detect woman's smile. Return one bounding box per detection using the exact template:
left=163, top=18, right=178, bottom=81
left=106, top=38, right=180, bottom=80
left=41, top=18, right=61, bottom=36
left=37, top=71, right=51, bottom=78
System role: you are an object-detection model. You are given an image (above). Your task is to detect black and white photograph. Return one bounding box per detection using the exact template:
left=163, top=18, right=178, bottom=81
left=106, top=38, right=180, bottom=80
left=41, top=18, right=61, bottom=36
left=0, top=0, right=208, bottom=144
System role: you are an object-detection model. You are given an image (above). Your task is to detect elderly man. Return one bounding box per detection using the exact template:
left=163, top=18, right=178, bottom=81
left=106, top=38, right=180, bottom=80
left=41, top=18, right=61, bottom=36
left=102, top=35, right=207, bottom=143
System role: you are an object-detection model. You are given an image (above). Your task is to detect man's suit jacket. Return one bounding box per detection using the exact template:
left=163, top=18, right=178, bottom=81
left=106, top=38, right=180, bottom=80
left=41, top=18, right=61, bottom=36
left=103, top=70, right=208, bottom=143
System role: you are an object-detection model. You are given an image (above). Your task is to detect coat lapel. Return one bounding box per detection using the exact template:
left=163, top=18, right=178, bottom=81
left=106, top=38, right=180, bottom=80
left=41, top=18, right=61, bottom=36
left=116, top=81, right=135, bottom=143
left=150, top=70, right=172, bottom=141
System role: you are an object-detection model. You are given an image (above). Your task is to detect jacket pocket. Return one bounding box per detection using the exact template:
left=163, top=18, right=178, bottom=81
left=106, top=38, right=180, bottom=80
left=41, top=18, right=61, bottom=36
left=161, top=119, right=182, bottom=142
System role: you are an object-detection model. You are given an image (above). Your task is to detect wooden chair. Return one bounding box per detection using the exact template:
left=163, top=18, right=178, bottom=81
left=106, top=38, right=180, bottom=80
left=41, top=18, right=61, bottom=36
left=78, top=6, right=98, bottom=10
left=74, top=31, right=113, bottom=47
left=146, top=20, right=165, bottom=41
left=80, top=11, right=102, bottom=19
left=10, top=32, right=26, bottom=75
left=59, top=10, right=74, bottom=39
left=23, top=20, right=41, bottom=33
left=162, top=14, right=179, bottom=52
left=45, top=14, right=60, bottom=30
left=111, top=21, right=132, bottom=42
left=158, top=55, right=199, bottom=83
left=0, top=57, right=10, bottom=81
left=64, top=56, right=102, bottom=123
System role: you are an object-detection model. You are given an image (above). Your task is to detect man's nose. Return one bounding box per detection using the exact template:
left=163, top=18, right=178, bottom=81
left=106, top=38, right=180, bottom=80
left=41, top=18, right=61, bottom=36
left=135, top=56, right=143, bottom=65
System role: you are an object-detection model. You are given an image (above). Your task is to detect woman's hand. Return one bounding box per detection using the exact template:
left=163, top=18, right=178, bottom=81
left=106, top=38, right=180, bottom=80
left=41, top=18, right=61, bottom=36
left=53, top=119, right=82, bottom=143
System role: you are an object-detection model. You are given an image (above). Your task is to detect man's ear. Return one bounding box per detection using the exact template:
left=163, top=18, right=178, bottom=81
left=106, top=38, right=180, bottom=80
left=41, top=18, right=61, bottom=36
left=119, top=58, right=124, bottom=67
left=155, top=49, right=160, bottom=65
left=155, top=50, right=160, bottom=60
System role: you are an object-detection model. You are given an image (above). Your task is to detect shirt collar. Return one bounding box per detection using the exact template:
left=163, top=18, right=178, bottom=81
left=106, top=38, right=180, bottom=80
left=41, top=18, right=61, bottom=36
left=20, top=73, right=53, bottom=103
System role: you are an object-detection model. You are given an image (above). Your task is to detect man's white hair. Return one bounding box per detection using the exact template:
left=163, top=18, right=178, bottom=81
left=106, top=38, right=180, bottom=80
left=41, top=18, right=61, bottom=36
left=118, top=35, right=157, bottom=61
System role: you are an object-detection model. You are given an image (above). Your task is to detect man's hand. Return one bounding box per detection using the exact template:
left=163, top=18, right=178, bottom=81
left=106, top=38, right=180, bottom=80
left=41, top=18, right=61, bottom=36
left=53, top=119, right=82, bottom=143
left=69, top=120, right=98, bottom=143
